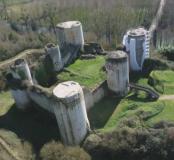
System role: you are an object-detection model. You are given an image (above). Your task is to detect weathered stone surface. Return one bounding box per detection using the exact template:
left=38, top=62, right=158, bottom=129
left=53, top=81, right=90, bottom=145
left=106, top=51, right=129, bottom=96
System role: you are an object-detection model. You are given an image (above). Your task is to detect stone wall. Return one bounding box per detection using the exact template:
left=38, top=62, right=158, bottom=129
left=10, top=80, right=107, bottom=145
left=28, top=90, right=54, bottom=113
left=83, top=81, right=108, bottom=110
left=11, top=89, right=31, bottom=110
left=12, top=82, right=90, bottom=145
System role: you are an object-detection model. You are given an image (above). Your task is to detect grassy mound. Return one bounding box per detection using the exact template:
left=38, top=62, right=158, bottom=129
left=58, top=56, right=106, bottom=89
left=149, top=70, right=174, bottom=94
left=0, top=129, right=35, bottom=160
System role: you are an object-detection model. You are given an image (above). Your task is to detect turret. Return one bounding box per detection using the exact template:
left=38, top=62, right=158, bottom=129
left=53, top=81, right=90, bottom=145
left=45, top=43, right=63, bottom=72
left=7, top=59, right=32, bottom=110
left=56, top=21, right=85, bottom=50
left=123, top=27, right=150, bottom=71
left=106, top=51, right=129, bottom=97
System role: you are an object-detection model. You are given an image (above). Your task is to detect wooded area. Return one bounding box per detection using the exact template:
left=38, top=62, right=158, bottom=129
left=0, top=0, right=160, bottom=61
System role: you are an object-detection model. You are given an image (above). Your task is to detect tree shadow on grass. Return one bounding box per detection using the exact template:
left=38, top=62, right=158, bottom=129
left=0, top=104, right=60, bottom=153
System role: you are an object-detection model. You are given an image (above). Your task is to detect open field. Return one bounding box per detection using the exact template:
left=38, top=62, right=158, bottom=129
left=58, top=56, right=106, bottom=89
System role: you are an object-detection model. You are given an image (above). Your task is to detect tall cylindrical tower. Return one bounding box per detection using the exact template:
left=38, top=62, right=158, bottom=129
left=123, top=27, right=150, bottom=71
left=45, top=43, right=63, bottom=72
left=8, top=59, right=32, bottom=110
left=53, top=81, right=90, bottom=145
left=106, top=51, right=129, bottom=97
left=56, top=21, right=84, bottom=50
left=13, top=59, right=33, bottom=84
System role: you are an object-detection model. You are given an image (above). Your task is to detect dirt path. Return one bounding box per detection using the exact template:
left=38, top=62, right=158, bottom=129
left=0, top=136, right=22, bottom=160
left=149, top=0, right=166, bottom=37
left=160, top=95, right=174, bottom=101
left=0, top=49, right=43, bottom=70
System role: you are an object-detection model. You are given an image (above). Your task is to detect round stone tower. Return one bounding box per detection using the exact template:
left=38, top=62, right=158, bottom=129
left=56, top=21, right=84, bottom=50
left=106, top=51, right=129, bottom=97
left=8, top=59, right=33, bottom=110
left=13, top=59, right=33, bottom=84
left=123, top=27, right=150, bottom=71
left=53, top=81, right=90, bottom=145
left=45, top=43, right=63, bottom=72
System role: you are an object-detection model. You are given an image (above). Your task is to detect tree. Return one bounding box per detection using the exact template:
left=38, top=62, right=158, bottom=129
left=43, top=3, right=58, bottom=36
left=40, top=141, right=91, bottom=160
left=0, top=0, right=9, bottom=20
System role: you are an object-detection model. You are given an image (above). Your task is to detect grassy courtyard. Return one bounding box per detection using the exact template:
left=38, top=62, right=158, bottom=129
left=58, top=56, right=106, bottom=89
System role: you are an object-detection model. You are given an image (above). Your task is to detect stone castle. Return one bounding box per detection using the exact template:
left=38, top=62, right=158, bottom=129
left=6, top=20, right=153, bottom=146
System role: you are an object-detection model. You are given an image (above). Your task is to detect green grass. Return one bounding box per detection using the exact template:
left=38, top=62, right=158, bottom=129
left=149, top=70, right=174, bottom=94
left=147, top=100, right=174, bottom=125
left=137, top=78, right=151, bottom=87
left=0, top=91, right=14, bottom=116
left=103, top=93, right=174, bottom=132
left=58, top=56, right=106, bottom=89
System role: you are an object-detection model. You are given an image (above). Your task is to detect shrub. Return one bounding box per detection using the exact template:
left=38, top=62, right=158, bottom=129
left=158, top=46, right=174, bottom=61
left=0, top=129, right=35, bottom=160
left=0, top=0, right=159, bottom=62
left=40, top=141, right=91, bottom=160
left=84, top=121, right=174, bottom=160
left=142, top=58, right=168, bottom=77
